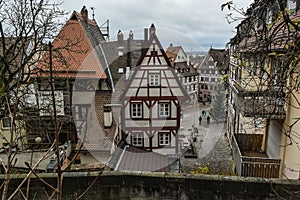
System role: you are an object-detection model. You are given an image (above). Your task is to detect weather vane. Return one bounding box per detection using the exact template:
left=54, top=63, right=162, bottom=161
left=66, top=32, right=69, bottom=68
left=90, top=7, right=95, bottom=20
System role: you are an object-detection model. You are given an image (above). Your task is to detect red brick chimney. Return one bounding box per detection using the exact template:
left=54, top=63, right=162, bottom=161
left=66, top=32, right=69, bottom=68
left=81, top=6, right=88, bottom=21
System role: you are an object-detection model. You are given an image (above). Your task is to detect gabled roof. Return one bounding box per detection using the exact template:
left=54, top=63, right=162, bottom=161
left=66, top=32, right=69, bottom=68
left=121, top=24, right=188, bottom=101
left=208, top=48, right=229, bottom=72
left=174, top=62, right=198, bottom=77
left=136, top=29, right=172, bottom=67
left=35, top=8, right=109, bottom=80
left=166, top=45, right=187, bottom=62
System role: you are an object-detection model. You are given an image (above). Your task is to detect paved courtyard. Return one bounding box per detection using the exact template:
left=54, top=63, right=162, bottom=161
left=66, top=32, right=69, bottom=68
left=180, top=102, right=233, bottom=175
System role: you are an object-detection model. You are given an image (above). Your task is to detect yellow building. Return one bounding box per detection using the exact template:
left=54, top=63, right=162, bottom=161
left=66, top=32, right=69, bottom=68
left=227, top=0, right=300, bottom=179
left=0, top=117, right=27, bottom=151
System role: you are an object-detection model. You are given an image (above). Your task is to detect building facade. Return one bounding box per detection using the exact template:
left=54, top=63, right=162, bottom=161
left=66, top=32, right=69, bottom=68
left=198, top=48, right=228, bottom=104
left=166, top=45, right=198, bottom=101
left=227, top=0, right=300, bottom=179
left=119, top=25, right=187, bottom=156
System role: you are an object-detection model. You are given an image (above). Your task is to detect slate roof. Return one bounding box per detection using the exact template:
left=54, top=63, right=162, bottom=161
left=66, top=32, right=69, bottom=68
left=174, top=62, right=199, bottom=77
left=76, top=91, right=120, bottom=152
left=109, top=145, right=175, bottom=172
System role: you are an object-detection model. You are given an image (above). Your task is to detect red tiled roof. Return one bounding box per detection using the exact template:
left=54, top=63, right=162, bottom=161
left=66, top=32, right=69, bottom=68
left=166, top=46, right=187, bottom=61
left=35, top=12, right=107, bottom=79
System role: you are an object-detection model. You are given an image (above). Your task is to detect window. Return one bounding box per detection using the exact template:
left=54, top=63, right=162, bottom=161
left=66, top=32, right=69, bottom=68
left=288, top=0, right=297, bottom=10
left=118, top=50, right=123, bottom=57
left=132, top=132, right=143, bottom=146
left=131, top=103, right=142, bottom=118
left=149, top=74, right=160, bottom=86
left=78, top=105, right=90, bottom=120
left=1, top=117, right=11, bottom=129
left=118, top=68, right=124, bottom=74
left=74, top=79, right=88, bottom=90
left=159, top=132, right=170, bottom=146
left=266, top=8, right=273, bottom=24
left=159, top=103, right=170, bottom=117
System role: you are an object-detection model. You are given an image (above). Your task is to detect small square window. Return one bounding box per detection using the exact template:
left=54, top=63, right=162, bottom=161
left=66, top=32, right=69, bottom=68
left=159, top=103, right=170, bottom=117
left=77, top=105, right=90, bottom=120
left=159, top=132, right=170, bottom=146
left=118, top=50, right=123, bottom=57
left=131, top=103, right=142, bottom=118
left=118, top=68, right=124, bottom=74
left=149, top=74, right=160, bottom=86
left=132, top=132, right=143, bottom=146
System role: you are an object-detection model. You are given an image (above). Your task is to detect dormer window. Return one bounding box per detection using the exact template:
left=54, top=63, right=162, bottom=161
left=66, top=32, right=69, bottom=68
left=117, top=46, right=124, bottom=57
left=118, top=50, right=123, bottom=57
left=118, top=68, right=124, bottom=74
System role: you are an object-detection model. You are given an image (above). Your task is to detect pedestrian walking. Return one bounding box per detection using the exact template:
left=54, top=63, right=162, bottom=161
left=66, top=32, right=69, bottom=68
left=199, top=116, right=202, bottom=125
left=207, top=115, right=210, bottom=125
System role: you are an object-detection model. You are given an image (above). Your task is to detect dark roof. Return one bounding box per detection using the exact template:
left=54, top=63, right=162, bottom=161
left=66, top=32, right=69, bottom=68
left=208, top=48, right=229, bottom=72
left=174, top=62, right=199, bottom=77
left=76, top=91, right=119, bottom=152
left=109, top=145, right=175, bottom=172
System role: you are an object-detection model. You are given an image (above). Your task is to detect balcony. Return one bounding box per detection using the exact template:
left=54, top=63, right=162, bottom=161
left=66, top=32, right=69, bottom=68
left=230, top=80, right=286, bottom=119
left=231, top=133, right=281, bottom=178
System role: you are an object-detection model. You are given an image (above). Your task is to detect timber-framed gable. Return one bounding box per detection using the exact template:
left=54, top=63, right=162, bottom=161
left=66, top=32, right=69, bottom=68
left=119, top=24, right=187, bottom=155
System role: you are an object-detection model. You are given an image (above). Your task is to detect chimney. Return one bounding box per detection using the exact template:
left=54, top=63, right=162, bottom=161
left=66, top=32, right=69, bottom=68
left=149, top=23, right=156, bottom=35
left=81, top=6, right=88, bottom=21
left=144, top=28, right=148, bottom=41
left=129, top=30, right=134, bottom=40
left=117, top=30, right=124, bottom=42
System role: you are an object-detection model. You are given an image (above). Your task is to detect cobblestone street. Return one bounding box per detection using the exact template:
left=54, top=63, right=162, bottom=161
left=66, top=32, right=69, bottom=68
left=180, top=103, right=233, bottom=175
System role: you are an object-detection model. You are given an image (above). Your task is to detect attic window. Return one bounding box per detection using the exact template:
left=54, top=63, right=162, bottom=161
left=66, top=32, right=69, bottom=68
left=118, top=50, right=123, bottom=57
left=149, top=74, right=160, bottom=86
left=118, top=68, right=124, bottom=74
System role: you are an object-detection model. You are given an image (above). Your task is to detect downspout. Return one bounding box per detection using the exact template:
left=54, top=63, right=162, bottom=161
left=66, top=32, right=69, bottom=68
left=280, top=94, right=291, bottom=178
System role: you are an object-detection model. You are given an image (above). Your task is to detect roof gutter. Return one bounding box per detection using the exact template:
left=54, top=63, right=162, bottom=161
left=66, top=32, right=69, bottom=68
left=98, top=43, right=115, bottom=92
left=114, top=145, right=129, bottom=171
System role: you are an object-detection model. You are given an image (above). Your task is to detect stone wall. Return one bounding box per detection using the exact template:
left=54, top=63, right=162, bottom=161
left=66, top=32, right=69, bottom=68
left=1, top=171, right=300, bottom=199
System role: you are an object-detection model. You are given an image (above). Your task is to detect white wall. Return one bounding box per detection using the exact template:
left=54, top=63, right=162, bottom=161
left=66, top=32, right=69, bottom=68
left=266, top=120, right=282, bottom=159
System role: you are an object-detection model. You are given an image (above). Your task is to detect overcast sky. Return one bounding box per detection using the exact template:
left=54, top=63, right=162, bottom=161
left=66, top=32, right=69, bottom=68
left=61, top=0, right=251, bottom=51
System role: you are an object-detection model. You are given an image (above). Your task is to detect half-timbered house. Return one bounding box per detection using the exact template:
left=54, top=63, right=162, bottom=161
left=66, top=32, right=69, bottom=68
left=119, top=24, right=188, bottom=156
left=32, top=6, right=116, bottom=169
